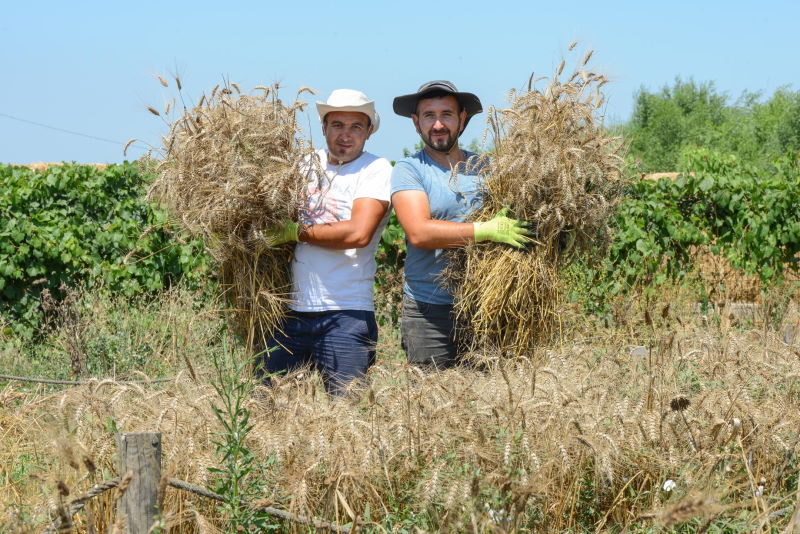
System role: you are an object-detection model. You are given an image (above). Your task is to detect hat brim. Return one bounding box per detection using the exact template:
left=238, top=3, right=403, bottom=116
left=316, top=102, right=379, bottom=134
left=393, top=91, right=482, bottom=126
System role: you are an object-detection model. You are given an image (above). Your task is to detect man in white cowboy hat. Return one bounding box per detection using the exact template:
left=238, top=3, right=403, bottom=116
left=256, top=88, right=392, bottom=395
left=391, top=81, right=535, bottom=369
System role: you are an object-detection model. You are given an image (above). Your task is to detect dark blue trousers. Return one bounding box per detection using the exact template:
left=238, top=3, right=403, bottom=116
left=255, top=310, right=378, bottom=395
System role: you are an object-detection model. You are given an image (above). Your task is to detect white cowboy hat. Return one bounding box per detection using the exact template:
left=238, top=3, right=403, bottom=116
left=316, top=89, right=380, bottom=134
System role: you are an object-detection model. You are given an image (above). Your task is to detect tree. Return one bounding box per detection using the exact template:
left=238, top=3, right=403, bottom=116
left=625, top=78, right=728, bottom=172
left=624, top=79, right=800, bottom=173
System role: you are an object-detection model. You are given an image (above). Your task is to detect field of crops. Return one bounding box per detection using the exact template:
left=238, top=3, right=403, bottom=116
left=2, top=80, right=800, bottom=532
left=2, top=281, right=799, bottom=532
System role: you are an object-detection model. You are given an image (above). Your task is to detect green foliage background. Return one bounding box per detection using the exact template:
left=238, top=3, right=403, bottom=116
left=0, top=163, right=209, bottom=336
left=600, top=82, right=800, bottom=295
left=623, top=79, right=800, bottom=172
left=574, top=148, right=800, bottom=313
left=2, top=82, right=800, bottom=337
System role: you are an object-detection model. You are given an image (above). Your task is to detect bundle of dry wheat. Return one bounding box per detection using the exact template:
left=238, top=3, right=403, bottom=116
left=447, top=44, right=626, bottom=354
left=148, top=81, right=317, bottom=347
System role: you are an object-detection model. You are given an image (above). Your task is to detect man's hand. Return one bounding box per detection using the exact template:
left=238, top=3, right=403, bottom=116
left=262, top=219, right=300, bottom=247
left=473, top=207, right=537, bottom=248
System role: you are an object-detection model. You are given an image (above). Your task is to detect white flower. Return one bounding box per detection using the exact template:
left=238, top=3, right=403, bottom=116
left=733, top=417, right=742, bottom=428
left=662, top=479, right=677, bottom=492
left=755, top=485, right=764, bottom=497
left=485, top=503, right=509, bottom=524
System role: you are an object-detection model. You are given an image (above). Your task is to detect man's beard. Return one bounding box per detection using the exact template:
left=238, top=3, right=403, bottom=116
left=423, top=126, right=459, bottom=153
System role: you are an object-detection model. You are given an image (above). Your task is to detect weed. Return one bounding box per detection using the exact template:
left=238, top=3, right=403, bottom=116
left=208, top=338, right=280, bottom=532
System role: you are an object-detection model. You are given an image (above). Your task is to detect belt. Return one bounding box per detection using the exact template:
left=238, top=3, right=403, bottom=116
left=294, top=310, right=335, bottom=317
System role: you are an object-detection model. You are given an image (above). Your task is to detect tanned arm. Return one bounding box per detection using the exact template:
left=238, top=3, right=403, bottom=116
left=299, top=197, right=389, bottom=249
left=391, top=190, right=475, bottom=250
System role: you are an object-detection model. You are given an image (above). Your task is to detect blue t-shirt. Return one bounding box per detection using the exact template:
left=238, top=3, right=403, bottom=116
left=390, top=149, right=484, bottom=304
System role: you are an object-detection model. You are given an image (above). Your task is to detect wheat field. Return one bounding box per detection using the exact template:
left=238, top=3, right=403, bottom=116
left=2, top=287, right=799, bottom=533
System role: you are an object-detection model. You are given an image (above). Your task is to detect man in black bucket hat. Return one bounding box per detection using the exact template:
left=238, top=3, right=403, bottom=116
left=390, top=81, right=535, bottom=369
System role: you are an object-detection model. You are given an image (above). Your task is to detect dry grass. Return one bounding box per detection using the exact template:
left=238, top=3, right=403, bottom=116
left=691, top=246, right=765, bottom=302
left=1, top=286, right=224, bottom=382
left=148, top=81, right=318, bottom=348
left=446, top=44, right=625, bottom=354
left=3, top=294, right=800, bottom=532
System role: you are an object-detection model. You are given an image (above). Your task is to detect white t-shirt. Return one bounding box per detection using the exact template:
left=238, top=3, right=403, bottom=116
left=290, top=149, right=392, bottom=312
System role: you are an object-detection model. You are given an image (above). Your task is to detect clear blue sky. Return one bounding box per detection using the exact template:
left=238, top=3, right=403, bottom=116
left=2, top=0, right=797, bottom=164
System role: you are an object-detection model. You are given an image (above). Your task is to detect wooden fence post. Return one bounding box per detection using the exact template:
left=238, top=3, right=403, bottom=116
left=116, top=432, right=162, bottom=533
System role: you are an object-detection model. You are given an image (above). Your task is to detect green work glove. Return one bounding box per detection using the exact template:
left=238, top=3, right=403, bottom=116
left=473, top=207, right=536, bottom=248
left=262, top=219, right=300, bottom=247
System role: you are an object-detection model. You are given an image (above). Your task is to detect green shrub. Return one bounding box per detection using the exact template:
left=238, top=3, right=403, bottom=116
left=624, top=79, right=800, bottom=172
left=0, top=162, right=210, bottom=336
left=573, top=148, right=800, bottom=312
left=375, top=212, right=406, bottom=326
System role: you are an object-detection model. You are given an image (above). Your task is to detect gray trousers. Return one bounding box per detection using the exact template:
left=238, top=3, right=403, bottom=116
left=400, top=295, right=464, bottom=369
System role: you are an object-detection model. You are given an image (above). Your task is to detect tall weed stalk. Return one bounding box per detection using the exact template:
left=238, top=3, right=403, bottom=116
left=208, top=338, right=276, bottom=532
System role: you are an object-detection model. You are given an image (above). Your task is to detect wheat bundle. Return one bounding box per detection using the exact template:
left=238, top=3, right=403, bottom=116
left=149, top=83, right=316, bottom=346
left=447, top=45, right=625, bottom=354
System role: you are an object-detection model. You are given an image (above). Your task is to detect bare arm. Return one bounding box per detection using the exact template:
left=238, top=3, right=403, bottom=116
left=299, top=197, right=389, bottom=249
left=391, top=190, right=475, bottom=249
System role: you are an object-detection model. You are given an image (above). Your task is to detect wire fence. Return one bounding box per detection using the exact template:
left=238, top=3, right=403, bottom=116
left=0, top=373, right=176, bottom=386
left=45, top=475, right=353, bottom=533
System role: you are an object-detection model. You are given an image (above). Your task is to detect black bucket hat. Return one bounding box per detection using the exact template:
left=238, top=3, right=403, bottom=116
left=393, top=80, right=483, bottom=128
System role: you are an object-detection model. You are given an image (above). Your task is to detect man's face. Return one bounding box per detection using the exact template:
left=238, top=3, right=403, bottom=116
left=323, top=111, right=372, bottom=163
left=412, top=95, right=466, bottom=153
